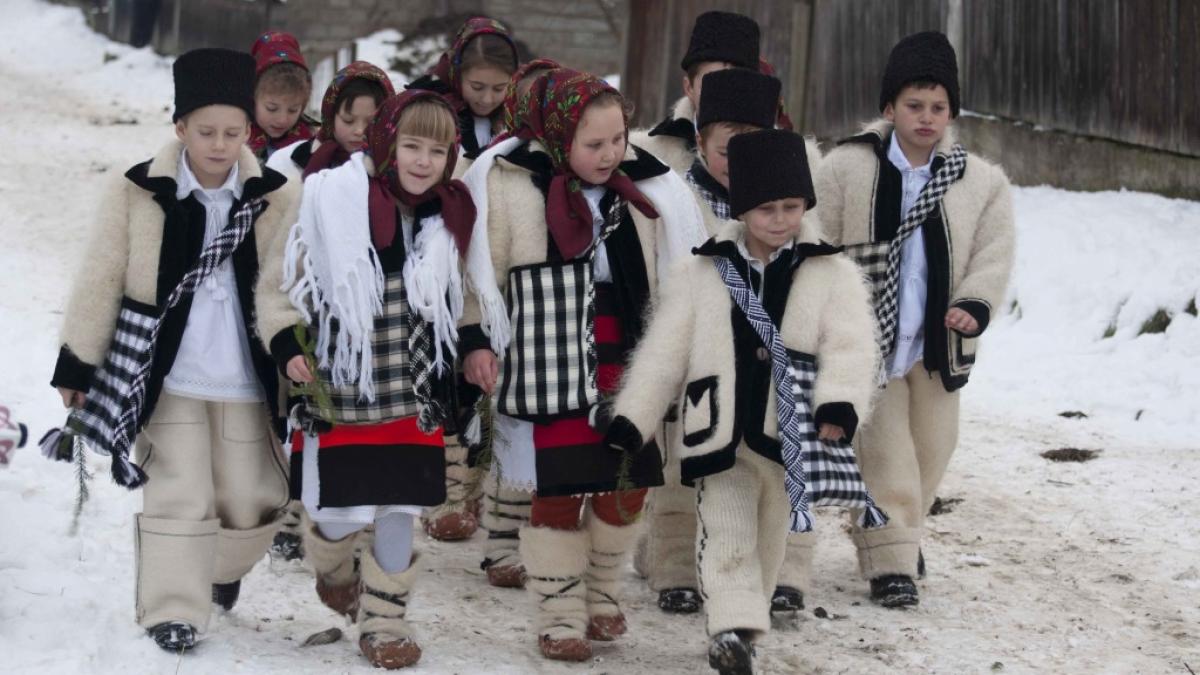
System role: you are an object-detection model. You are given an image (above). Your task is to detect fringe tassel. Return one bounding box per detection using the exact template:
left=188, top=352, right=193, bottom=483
left=462, top=408, right=483, bottom=447
left=111, top=452, right=148, bottom=490
left=858, top=503, right=889, bottom=530
left=789, top=509, right=815, bottom=534
left=39, top=427, right=74, bottom=462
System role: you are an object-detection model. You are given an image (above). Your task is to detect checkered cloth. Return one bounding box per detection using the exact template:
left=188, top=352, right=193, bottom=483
left=713, top=255, right=886, bottom=532
left=315, top=273, right=421, bottom=425
left=844, top=144, right=967, bottom=358
left=686, top=161, right=732, bottom=220
left=497, top=198, right=622, bottom=419
left=57, top=198, right=266, bottom=488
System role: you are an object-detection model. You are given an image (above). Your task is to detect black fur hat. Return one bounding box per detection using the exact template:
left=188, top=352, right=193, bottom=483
left=878, top=31, right=960, bottom=117
left=728, top=129, right=815, bottom=217
left=697, top=68, right=781, bottom=131
left=680, top=11, right=760, bottom=72
left=173, top=48, right=256, bottom=122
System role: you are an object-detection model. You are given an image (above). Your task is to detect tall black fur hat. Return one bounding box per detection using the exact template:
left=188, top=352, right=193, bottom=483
left=680, top=11, right=760, bottom=72
left=697, top=68, right=781, bottom=131
left=728, top=129, right=816, bottom=217
left=878, top=31, right=960, bottom=117
left=173, top=48, right=256, bottom=122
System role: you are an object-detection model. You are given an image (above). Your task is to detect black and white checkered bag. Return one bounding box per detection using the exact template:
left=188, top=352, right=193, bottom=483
left=844, top=145, right=967, bottom=357
left=497, top=200, right=622, bottom=419
left=45, top=198, right=266, bottom=488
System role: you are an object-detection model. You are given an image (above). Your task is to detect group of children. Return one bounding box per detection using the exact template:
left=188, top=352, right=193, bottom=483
left=46, top=11, right=1013, bottom=674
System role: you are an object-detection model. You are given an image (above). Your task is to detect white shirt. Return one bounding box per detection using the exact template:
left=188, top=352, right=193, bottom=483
left=473, top=115, right=494, bottom=149
left=736, top=234, right=795, bottom=299
left=886, top=133, right=934, bottom=380
left=581, top=186, right=612, bottom=282
left=162, top=150, right=265, bottom=402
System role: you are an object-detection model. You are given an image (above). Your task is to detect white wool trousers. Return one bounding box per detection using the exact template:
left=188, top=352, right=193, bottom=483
left=133, top=392, right=288, bottom=630
left=694, top=449, right=791, bottom=637
left=852, top=368, right=959, bottom=580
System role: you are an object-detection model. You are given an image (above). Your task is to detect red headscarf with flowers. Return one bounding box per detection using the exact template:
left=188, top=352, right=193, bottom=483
left=247, top=31, right=316, bottom=155
left=520, top=68, right=659, bottom=260
left=427, top=16, right=518, bottom=114
left=365, top=90, right=476, bottom=254
left=499, top=58, right=561, bottom=137
left=303, top=61, right=395, bottom=178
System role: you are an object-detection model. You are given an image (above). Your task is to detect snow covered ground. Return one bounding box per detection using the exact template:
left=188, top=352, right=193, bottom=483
left=1, top=1, right=1198, bottom=673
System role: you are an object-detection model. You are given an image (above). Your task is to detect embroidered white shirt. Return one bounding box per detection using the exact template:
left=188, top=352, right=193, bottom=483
left=582, top=186, right=612, bottom=282
left=886, top=133, right=934, bottom=380
left=736, top=234, right=795, bottom=299
left=163, top=150, right=265, bottom=402
left=473, top=115, right=494, bottom=149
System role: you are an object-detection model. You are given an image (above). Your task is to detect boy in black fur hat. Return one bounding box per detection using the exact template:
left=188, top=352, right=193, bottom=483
left=815, top=31, right=1014, bottom=608
left=610, top=130, right=880, bottom=674
left=49, top=48, right=297, bottom=652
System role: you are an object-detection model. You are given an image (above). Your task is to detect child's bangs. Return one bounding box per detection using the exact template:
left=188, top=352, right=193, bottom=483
left=396, top=99, right=458, bottom=146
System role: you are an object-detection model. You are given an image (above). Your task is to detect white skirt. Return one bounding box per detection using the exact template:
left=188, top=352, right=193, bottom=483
left=491, top=411, right=536, bottom=493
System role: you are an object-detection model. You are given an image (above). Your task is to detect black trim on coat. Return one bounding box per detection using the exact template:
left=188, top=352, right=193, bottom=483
left=604, top=414, right=643, bottom=454
left=50, top=345, right=95, bottom=392
left=269, top=327, right=305, bottom=377
left=290, top=139, right=315, bottom=170
left=457, top=323, right=492, bottom=355
left=951, top=299, right=991, bottom=336
left=647, top=113, right=697, bottom=153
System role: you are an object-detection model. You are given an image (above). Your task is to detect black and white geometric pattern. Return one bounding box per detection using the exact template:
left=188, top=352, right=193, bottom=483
left=67, top=197, right=266, bottom=487
left=844, top=144, right=967, bottom=357
left=686, top=163, right=732, bottom=220
left=713, top=255, right=886, bottom=532
left=497, top=197, right=622, bottom=419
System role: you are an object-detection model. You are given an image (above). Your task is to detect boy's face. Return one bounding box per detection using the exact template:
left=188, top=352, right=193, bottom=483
left=175, top=105, right=250, bottom=184
left=254, top=89, right=307, bottom=139
left=742, top=197, right=807, bottom=253
left=393, top=134, right=450, bottom=195
left=697, top=124, right=747, bottom=190
left=884, top=84, right=951, bottom=159
left=461, top=65, right=510, bottom=118
left=333, top=95, right=378, bottom=154
left=569, top=101, right=626, bottom=186
left=682, top=61, right=733, bottom=111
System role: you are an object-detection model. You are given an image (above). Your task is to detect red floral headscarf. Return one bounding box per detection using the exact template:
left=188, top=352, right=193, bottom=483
left=520, top=68, right=658, bottom=260
left=500, top=58, right=561, bottom=137
left=427, top=16, right=517, bottom=115
left=365, top=90, right=476, bottom=253
left=303, top=61, right=395, bottom=178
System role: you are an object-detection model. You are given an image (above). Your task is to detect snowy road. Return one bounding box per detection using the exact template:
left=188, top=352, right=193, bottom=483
left=1, top=2, right=1198, bottom=674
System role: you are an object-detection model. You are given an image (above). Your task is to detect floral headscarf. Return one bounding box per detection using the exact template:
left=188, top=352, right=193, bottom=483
left=427, top=16, right=517, bottom=114
left=365, top=90, right=476, bottom=253
left=520, top=68, right=658, bottom=260
left=499, top=58, right=561, bottom=137
left=303, top=61, right=395, bottom=178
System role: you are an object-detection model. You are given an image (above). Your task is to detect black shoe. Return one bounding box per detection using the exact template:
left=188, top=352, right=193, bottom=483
left=658, top=587, right=702, bottom=614
left=770, top=585, right=804, bottom=613
left=870, top=574, right=919, bottom=608
left=148, top=621, right=197, bottom=652
left=917, top=549, right=926, bottom=580
left=270, top=531, right=304, bottom=561
left=708, top=630, right=755, bottom=674
left=212, top=580, right=240, bottom=611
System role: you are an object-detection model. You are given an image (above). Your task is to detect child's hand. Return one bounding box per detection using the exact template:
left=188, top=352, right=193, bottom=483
left=944, top=308, right=979, bottom=336
left=57, top=387, right=85, bottom=409
left=463, top=349, right=499, bottom=394
left=818, top=423, right=845, bottom=442
left=286, top=355, right=314, bottom=383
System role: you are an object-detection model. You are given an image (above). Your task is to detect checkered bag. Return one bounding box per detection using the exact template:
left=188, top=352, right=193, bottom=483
left=788, top=351, right=883, bottom=511
left=315, top=272, right=420, bottom=424
left=713, top=255, right=886, bottom=532
left=843, top=145, right=967, bottom=357
left=497, top=199, right=622, bottom=419
left=45, top=197, right=267, bottom=487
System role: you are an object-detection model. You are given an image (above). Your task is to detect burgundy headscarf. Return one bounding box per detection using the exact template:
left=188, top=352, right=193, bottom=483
left=365, top=90, right=476, bottom=254
left=304, top=61, right=395, bottom=178
left=427, top=17, right=518, bottom=114
left=499, top=58, right=561, bottom=138
left=519, top=68, right=658, bottom=260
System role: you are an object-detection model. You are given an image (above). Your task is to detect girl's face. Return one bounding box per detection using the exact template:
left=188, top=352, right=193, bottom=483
left=883, top=84, right=952, bottom=160
left=332, top=95, right=378, bottom=154
left=568, top=102, right=626, bottom=186
left=254, top=90, right=306, bottom=139
left=742, top=197, right=807, bottom=256
left=393, top=134, right=450, bottom=194
left=461, top=65, right=511, bottom=117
